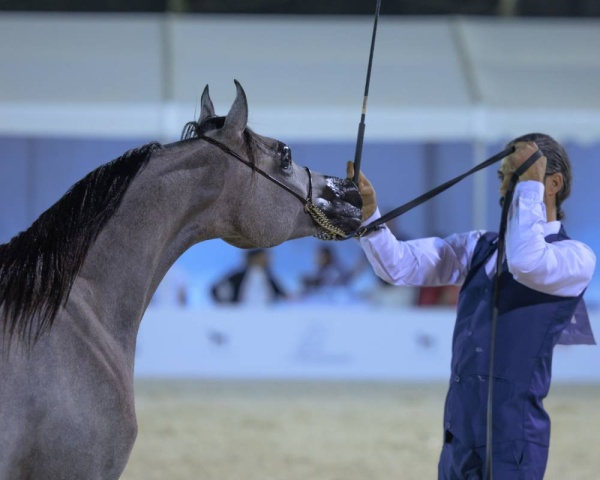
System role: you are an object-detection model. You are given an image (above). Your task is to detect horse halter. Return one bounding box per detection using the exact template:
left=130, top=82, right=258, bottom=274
left=197, top=134, right=348, bottom=241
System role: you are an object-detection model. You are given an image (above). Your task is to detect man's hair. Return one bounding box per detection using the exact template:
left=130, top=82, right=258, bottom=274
left=507, top=132, right=572, bottom=220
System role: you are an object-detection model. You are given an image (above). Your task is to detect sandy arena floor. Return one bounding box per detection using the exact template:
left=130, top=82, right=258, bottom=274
left=121, top=380, right=599, bottom=480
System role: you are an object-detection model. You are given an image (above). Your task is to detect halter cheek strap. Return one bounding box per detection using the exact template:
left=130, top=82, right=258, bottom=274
left=197, top=134, right=308, bottom=204
left=197, top=134, right=349, bottom=241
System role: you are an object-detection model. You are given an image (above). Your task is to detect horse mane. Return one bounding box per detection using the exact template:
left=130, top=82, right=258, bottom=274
left=181, top=115, right=260, bottom=167
left=181, top=116, right=226, bottom=140
left=0, top=142, right=162, bottom=346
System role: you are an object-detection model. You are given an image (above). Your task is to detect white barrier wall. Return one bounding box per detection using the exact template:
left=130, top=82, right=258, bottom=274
left=135, top=306, right=600, bottom=382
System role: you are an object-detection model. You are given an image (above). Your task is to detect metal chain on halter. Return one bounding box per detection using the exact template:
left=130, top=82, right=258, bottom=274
left=305, top=202, right=348, bottom=241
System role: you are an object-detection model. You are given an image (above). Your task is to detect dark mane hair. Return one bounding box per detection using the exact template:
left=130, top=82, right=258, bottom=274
left=181, top=116, right=226, bottom=139
left=180, top=115, right=263, bottom=169
left=0, top=142, right=162, bottom=346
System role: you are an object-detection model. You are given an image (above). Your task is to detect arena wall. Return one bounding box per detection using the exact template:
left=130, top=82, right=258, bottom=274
left=135, top=306, right=600, bottom=382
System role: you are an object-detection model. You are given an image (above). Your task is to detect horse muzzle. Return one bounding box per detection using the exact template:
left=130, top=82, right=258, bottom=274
left=316, top=177, right=363, bottom=234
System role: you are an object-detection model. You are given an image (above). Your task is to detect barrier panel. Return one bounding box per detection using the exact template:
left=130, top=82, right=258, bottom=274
left=135, top=306, right=600, bottom=381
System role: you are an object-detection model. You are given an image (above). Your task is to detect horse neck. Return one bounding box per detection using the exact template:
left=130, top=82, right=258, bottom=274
left=73, top=142, right=225, bottom=345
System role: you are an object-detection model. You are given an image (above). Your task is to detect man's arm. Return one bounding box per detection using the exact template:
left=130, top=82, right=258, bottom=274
left=506, top=181, right=595, bottom=297
left=358, top=210, right=483, bottom=287
left=347, top=160, right=483, bottom=287
left=504, top=142, right=595, bottom=297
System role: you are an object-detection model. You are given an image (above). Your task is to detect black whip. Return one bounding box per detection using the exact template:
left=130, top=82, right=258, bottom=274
left=352, top=0, right=382, bottom=185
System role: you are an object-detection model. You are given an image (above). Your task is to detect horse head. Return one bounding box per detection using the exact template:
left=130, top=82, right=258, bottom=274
left=185, top=80, right=363, bottom=248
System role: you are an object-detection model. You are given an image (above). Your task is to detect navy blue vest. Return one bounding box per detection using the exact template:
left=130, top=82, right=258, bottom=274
left=443, top=227, right=592, bottom=448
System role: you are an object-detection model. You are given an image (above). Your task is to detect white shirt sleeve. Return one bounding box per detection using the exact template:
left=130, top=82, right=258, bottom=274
left=358, top=210, right=484, bottom=287
left=506, top=181, right=596, bottom=297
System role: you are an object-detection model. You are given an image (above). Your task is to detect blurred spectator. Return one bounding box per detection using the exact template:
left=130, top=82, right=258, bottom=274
left=416, top=284, right=460, bottom=306
left=210, top=249, right=287, bottom=305
left=300, top=245, right=350, bottom=295
left=415, top=232, right=461, bottom=307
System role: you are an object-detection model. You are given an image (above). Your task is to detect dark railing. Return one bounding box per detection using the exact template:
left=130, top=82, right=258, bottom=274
left=2, top=0, right=600, bottom=17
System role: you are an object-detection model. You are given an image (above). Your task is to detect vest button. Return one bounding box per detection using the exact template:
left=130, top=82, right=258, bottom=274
left=445, top=422, right=451, bottom=429
left=466, top=330, right=472, bottom=336
left=454, top=375, right=460, bottom=382
left=475, top=347, right=483, bottom=353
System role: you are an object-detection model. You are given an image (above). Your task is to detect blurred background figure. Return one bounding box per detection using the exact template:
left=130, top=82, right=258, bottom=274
left=301, top=246, right=350, bottom=295
left=416, top=284, right=460, bottom=307
left=414, top=232, right=461, bottom=307
left=298, top=245, right=370, bottom=304
left=210, top=249, right=288, bottom=306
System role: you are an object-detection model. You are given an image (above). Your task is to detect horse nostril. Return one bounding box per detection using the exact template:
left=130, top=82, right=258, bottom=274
left=339, top=178, right=362, bottom=207
left=348, top=190, right=363, bottom=210
left=323, top=177, right=363, bottom=212
left=327, top=177, right=359, bottom=193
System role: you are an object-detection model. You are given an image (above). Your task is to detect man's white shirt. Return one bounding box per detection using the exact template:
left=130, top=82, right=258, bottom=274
left=359, top=181, right=595, bottom=297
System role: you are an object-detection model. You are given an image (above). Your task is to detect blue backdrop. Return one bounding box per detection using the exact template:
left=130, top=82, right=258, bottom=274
left=1, top=135, right=599, bottom=308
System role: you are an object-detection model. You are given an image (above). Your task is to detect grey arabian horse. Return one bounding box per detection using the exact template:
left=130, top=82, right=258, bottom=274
left=0, top=80, right=362, bottom=479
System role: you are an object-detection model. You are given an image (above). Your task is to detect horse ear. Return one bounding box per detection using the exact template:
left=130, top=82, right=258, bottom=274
left=223, top=80, right=248, bottom=136
left=199, top=84, right=216, bottom=122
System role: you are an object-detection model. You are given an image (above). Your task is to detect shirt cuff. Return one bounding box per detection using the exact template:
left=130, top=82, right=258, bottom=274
left=515, top=180, right=544, bottom=200
left=361, top=208, right=382, bottom=227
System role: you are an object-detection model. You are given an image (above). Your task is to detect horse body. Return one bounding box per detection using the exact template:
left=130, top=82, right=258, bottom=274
left=0, top=81, right=362, bottom=479
left=0, top=321, right=137, bottom=479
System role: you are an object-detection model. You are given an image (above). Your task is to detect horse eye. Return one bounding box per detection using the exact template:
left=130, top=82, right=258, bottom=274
left=280, top=145, right=292, bottom=170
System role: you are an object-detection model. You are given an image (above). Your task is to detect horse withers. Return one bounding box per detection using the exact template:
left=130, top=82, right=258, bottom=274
left=0, top=80, right=362, bottom=480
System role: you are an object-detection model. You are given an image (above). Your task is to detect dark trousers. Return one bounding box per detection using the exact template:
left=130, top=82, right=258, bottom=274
left=438, top=432, right=549, bottom=479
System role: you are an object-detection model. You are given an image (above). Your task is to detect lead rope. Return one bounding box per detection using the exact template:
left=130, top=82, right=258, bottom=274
left=484, top=148, right=543, bottom=479
left=343, top=146, right=515, bottom=240
left=195, top=134, right=526, bottom=249
left=313, top=146, right=518, bottom=241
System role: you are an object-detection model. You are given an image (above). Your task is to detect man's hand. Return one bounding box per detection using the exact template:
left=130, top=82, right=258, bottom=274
left=347, top=161, right=377, bottom=221
left=508, top=141, right=547, bottom=183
